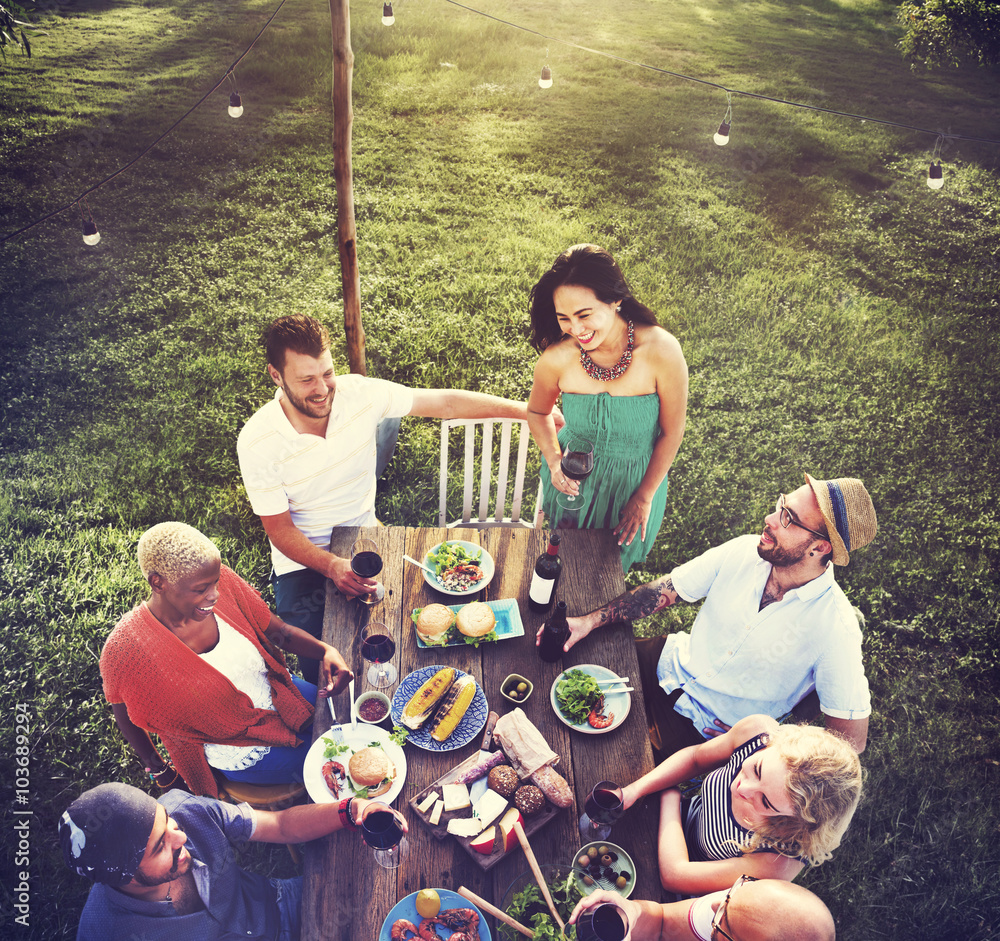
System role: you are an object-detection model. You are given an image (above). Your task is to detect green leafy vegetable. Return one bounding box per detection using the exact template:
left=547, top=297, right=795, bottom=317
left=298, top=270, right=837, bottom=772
left=389, top=725, right=410, bottom=747
left=504, top=871, right=582, bottom=940
left=462, top=628, right=498, bottom=647
left=555, top=669, right=603, bottom=724
left=323, top=738, right=351, bottom=759
left=427, top=542, right=482, bottom=576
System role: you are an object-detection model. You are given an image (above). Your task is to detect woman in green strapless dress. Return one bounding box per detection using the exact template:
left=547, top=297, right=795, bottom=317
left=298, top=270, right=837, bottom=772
left=526, top=245, right=688, bottom=572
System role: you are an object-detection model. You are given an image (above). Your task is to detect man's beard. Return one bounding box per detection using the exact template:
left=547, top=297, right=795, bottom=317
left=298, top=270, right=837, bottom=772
left=281, top=381, right=333, bottom=419
left=757, top=534, right=812, bottom=568
left=133, top=848, right=185, bottom=887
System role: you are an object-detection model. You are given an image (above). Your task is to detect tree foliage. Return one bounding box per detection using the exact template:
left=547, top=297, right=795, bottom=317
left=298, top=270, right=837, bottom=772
left=0, top=0, right=41, bottom=59
left=898, top=0, right=1000, bottom=68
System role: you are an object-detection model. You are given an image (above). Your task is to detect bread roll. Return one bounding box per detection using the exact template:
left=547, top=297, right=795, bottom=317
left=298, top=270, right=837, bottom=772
left=457, top=601, right=496, bottom=638
left=415, top=604, right=456, bottom=644
left=529, top=764, right=573, bottom=808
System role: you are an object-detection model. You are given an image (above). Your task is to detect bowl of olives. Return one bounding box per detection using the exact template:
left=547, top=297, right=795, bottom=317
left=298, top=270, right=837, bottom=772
left=570, top=841, right=636, bottom=899
left=501, top=674, right=534, bottom=704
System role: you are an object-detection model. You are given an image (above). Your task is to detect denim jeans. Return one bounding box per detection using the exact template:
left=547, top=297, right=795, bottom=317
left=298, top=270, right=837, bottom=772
left=215, top=677, right=316, bottom=786
left=272, top=876, right=303, bottom=941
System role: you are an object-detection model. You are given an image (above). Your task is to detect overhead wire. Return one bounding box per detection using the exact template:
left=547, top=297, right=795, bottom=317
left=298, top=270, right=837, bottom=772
left=0, top=0, right=290, bottom=244
left=3, top=0, right=999, bottom=245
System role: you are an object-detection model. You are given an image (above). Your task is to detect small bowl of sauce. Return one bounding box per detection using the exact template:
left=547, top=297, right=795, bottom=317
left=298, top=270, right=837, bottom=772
left=355, top=691, right=391, bottom=725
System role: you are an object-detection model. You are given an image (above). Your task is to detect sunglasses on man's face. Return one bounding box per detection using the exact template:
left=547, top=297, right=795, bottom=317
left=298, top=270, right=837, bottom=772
left=711, top=874, right=759, bottom=941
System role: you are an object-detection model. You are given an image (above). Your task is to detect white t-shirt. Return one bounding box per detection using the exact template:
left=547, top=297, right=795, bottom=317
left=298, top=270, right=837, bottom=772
left=658, top=534, right=871, bottom=732
left=200, top=617, right=274, bottom=771
left=237, top=374, right=414, bottom=576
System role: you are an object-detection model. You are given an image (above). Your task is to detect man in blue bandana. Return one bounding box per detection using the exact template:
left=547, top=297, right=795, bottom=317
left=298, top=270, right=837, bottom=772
left=546, top=474, right=877, bottom=756
left=60, top=782, right=403, bottom=941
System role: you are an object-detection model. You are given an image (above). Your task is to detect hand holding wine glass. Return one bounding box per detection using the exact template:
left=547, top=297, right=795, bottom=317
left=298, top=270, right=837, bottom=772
left=571, top=895, right=633, bottom=941
left=555, top=433, right=595, bottom=511
left=351, top=536, right=385, bottom=605
left=359, top=802, right=408, bottom=869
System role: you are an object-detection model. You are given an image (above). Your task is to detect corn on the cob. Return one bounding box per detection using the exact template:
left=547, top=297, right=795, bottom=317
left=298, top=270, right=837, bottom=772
left=428, top=674, right=477, bottom=741
left=401, top=667, right=456, bottom=729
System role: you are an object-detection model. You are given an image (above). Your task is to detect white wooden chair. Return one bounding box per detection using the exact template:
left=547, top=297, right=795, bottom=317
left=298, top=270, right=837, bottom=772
left=438, top=419, right=540, bottom=528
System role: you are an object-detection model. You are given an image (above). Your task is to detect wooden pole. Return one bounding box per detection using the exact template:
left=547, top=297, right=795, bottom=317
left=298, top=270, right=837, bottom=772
left=329, top=0, right=366, bottom=375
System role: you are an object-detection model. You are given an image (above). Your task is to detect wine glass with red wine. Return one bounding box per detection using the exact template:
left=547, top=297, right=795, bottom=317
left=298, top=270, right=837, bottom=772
left=360, top=804, right=407, bottom=869
left=576, top=901, right=630, bottom=941
left=578, top=780, right=624, bottom=840
left=555, top=432, right=595, bottom=512
left=351, top=536, right=385, bottom=605
left=360, top=622, right=397, bottom=688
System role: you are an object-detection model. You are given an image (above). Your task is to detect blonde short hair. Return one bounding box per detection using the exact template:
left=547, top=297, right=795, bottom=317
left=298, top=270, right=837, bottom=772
left=744, top=724, right=863, bottom=867
left=137, top=522, right=221, bottom=585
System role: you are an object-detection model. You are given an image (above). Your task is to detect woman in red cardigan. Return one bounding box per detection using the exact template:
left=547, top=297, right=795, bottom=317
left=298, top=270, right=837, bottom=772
left=101, top=521, right=353, bottom=797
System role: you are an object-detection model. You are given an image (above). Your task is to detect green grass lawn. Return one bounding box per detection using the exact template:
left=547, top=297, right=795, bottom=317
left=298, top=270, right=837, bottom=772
left=2, top=0, right=999, bottom=938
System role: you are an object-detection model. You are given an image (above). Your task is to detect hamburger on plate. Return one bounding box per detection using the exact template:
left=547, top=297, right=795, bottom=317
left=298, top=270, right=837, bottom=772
left=413, top=603, right=456, bottom=646
left=348, top=746, right=395, bottom=797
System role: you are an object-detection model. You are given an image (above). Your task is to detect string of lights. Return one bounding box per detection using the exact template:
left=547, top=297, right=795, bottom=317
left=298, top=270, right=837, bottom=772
left=0, top=0, right=289, bottom=245
left=3, top=0, right=998, bottom=245
left=439, top=0, right=1000, bottom=147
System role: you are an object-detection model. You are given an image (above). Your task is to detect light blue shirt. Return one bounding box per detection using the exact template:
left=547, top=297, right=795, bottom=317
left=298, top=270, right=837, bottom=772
left=657, top=534, right=871, bottom=735
left=76, top=791, right=276, bottom=941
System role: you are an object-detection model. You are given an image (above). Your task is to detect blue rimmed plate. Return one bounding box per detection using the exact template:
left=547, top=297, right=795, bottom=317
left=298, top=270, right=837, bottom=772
left=412, top=598, right=525, bottom=649
left=390, top=665, right=488, bottom=752
left=550, top=664, right=632, bottom=735
left=378, top=889, right=490, bottom=941
left=422, top=540, right=496, bottom=596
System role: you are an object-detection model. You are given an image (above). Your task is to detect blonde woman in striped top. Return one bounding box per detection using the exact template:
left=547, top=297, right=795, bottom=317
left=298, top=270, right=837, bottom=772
left=620, top=714, right=862, bottom=896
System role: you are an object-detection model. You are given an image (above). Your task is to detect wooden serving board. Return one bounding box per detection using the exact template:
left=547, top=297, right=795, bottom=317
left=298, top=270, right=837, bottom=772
left=407, top=749, right=565, bottom=871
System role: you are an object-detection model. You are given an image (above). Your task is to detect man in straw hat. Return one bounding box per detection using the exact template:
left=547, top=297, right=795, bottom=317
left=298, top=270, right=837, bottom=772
left=60, top=781, right=404, bottom=941
left=545, top=474, right=877, bottom=755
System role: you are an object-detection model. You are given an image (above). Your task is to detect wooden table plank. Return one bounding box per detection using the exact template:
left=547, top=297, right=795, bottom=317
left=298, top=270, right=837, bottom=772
left=302, top=525, right=656, bottom=941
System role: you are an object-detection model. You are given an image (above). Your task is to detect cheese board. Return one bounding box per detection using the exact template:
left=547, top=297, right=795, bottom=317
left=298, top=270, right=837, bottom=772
left=407, top=748, right=565, bottom=871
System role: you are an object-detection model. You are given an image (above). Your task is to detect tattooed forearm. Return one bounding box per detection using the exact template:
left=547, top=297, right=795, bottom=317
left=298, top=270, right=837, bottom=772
left=598, top=577, right=677, bottom=624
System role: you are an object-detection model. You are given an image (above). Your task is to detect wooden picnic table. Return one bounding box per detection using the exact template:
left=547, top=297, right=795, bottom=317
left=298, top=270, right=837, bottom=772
left=301, top=525, right=658, bottom=940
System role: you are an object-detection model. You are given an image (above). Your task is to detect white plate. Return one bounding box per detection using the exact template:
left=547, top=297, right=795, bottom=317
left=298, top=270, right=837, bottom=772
left=378, top=889, right=490, bottom=941
left=303, top=723, right=407, bottom=805
left=422, top=540, right=496, bottom=597
left=550, top=664, right=632, bottom=735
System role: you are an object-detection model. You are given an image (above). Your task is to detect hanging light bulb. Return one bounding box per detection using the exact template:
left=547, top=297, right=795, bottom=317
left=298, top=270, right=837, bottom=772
left=927, top=161, right=944, bottom=190
left=381, top=2, right=395, bottom=25
left=82, top=219, right=101, bottom=246
left=538, top=66, right=553, bottom=89
left=714, top=93, right=733, bottom=146
left=228, top=92, right=244, bottom=118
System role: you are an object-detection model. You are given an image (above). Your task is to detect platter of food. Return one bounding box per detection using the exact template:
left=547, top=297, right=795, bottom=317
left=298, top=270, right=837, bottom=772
left=550, top=664, right=632, bottom=735
left=411, top=598, right=524, bottom=648
left=570, top=841, right=637, bottom=898
left=302, top=723, right=407, bottom=806
left=421, top=540, right=495, bottom=596
left=378, top=889, right=490, bottom=941
left=407, top=708, right=574, bottom=870
left=390, top=665, right=488, bottom=752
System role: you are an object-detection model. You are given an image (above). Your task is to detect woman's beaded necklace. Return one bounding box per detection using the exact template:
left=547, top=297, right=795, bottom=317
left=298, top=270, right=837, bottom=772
left=579, top=319, right=634, bottom=382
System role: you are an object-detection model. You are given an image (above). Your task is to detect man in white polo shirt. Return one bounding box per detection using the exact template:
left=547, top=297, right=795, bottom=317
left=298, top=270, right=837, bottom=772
left=544, top=474, right=877, bottom=755
left=238, top=314, right=540, bottom=684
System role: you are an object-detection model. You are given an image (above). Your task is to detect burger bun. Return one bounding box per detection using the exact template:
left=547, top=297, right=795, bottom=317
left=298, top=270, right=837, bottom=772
left=457, top=601, right=496, bottom=638
left=348, top=746, right=394, bottom=797
left=415, top=603, right=456, bottom=644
